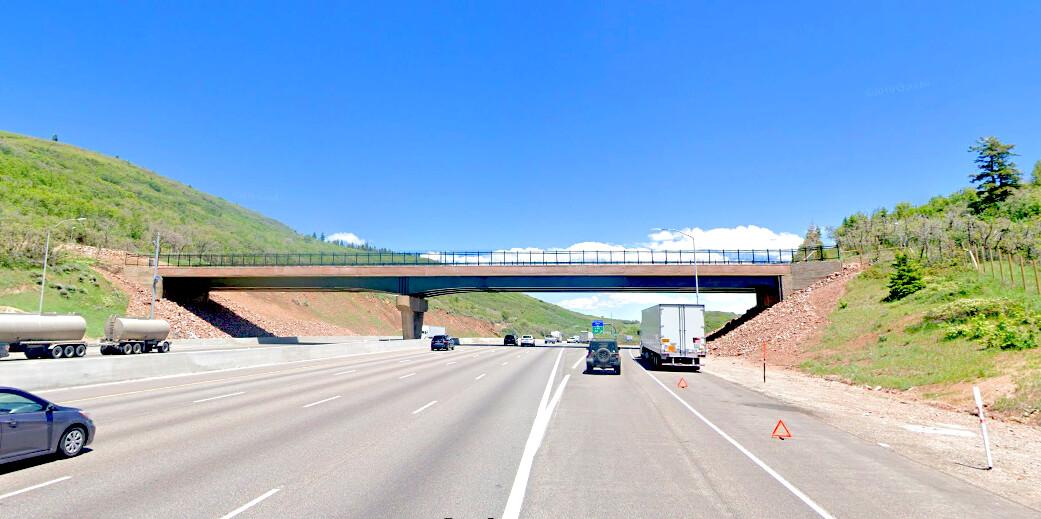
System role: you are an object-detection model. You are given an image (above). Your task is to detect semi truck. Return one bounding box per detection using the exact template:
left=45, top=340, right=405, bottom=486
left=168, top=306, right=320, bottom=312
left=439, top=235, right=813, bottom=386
left=421, top=325, right=447, bottom=339
left=99, top=317, right=172, bottom=355
left=578, top=331, right=593, bottom=343
left=639, top=304, right=707, bottom=371
left=0, top=314, right=89, bottom=359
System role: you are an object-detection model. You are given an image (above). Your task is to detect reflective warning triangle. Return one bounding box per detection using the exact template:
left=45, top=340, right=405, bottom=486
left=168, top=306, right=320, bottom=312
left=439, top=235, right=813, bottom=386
left=771, top=419, right=792, bottom=440
left=677, top=377, right=688, bottom=389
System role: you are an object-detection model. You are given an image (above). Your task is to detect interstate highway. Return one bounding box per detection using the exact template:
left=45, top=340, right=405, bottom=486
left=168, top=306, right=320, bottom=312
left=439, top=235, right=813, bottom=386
left=0, top=345, right=1035, bottom=518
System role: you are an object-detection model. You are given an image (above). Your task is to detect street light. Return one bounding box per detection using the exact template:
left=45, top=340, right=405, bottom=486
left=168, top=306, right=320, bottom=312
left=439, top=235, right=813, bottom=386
left=652, top=227, right=700, bottom=304
left=39, top=217, right=87, bottom=314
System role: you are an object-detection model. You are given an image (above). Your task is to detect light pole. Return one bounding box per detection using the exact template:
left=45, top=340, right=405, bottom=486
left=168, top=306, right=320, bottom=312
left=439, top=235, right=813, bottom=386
left=39, top=217, right=87, bottom=314
left=653, top=227, right=700, bottom=304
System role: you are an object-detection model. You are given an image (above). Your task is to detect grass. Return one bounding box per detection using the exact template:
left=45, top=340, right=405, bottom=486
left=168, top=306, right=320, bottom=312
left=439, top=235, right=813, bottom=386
left=0, top=259, right=128, bottom=338
left=802, top=261, right=1041, bottom=405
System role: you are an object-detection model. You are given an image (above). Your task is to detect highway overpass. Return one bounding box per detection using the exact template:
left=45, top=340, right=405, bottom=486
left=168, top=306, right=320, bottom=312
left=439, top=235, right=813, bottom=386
left=123, top=248, right=842, bottom=338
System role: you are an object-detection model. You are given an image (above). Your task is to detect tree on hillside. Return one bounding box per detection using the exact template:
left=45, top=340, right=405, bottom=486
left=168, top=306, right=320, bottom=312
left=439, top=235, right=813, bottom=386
left=51, top=134, right=58, bottom=142
left=1032, top=159, right=1041, bottom=186
left=968, top=136, right=1021, bottom=214
left=799, top=224, right=823, bottom=250
left=885, top=252, right=925, bottom=301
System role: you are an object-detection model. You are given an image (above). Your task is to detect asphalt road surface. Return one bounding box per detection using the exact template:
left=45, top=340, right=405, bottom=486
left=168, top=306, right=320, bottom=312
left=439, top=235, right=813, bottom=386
left=1, top=344, right=1035, bottom=518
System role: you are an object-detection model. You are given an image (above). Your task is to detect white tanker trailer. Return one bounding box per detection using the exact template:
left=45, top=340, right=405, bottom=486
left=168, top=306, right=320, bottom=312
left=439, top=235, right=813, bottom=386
left=0, top=313, right=89, bottom=359
left=99, top=316, right=172, bottom=355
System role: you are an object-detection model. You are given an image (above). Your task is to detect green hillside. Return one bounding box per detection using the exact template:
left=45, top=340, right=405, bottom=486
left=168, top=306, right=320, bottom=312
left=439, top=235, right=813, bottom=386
left=0, top=130, right=656, bottom=335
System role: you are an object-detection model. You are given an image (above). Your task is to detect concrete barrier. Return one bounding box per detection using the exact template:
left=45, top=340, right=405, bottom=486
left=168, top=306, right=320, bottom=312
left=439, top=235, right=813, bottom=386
left=2, top=339, right=426, bottom=392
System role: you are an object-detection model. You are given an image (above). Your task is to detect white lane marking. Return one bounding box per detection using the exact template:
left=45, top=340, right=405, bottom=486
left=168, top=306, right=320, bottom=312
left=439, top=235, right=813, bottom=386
left=640, top=367, right=835, bottom=519
left=571, top=353, right=585, bottom=370
left=412, top=400, right=438, bottom=415
left=878, top=442, right=891, bottom=449
left=0, top=476, right=72, bottom=502
left=398, top=359, right=412, bottom=363
left=54, top=349, right=425, bottom=403
left=501, top=361, right=509, bottom=366
left=475, top=373, right=486, bottom=380
left=43, top=347, right=425, bottom=397
left=538, top=350, right=563, bottom=414
left=446, top=361, right=457, bottom=365
left=219, top=488, right=281, bottom=519
left=302, top=395, right=341, bottom=408
left=334, top=369, right=357, bottom=376
left=399, top=372, right=417, bottom=379
left=502, top=372, right=570, bottom=519
left=899, top=424, right=975, bottom=438
left=192, top=391, right=245, bottom=403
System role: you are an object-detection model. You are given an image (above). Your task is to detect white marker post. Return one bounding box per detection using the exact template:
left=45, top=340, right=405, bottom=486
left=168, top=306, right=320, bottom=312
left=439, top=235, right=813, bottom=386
left=972, top=385, right=994, bottom=470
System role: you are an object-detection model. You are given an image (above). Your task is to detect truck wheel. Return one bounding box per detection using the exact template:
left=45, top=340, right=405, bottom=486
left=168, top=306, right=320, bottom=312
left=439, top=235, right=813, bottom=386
left=121, top=343, right=132, bottom=355
left=57, top=426, right=87, bottom=458
left=49, top=345, right=64, bottom=359
left=63, top=344, right=77, bottom=358
left=75, top=344, right=87, bottom=357
left=132, top=343, right=143, bottom=354
left=160, top=343, right=170, bottom=353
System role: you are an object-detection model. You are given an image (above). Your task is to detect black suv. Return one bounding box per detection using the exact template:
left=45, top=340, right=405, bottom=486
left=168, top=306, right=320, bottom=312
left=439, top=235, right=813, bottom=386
left=503, top=334, right=517, bottom=346
left=430, top=335, right=454, bottom=351
left=585, top=339, right=621, bottom=374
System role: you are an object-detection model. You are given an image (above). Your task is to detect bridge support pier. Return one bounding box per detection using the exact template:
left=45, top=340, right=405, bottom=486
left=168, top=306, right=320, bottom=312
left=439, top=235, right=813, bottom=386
left=396, top=295, right=428, bottom=340
left=755, top=285, right=781, bottom=309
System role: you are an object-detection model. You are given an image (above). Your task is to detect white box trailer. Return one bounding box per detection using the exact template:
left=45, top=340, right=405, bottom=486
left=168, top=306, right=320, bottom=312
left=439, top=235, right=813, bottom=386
left=639, top=304, right=707, bottom=370
left=421, top=325, right=446, bottom=339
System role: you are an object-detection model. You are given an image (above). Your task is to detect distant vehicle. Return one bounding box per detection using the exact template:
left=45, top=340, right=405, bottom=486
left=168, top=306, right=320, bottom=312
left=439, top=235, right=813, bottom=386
left=0, top=314, right=88, bottom=359
left=430, top=335, right=454, bottom=351
left=566, top=336, right=579, bottom=343
left=421, top=325, right=447, bottom=339
left=519, top=335, right=536, bottom=347
left=503, top=334, right=518, bottom=346
left=99, top=317, right=171, bottom=355
left=579, top=331, right=593, bottom=343
left=543, top=336, right=558, bottom=344
left=448, top=336, right=461, bottom=346
left=585, top=339, right=621, bottom=374
left=550, top=331, right=563, bottom=342
left=640, top=304, right=707, bottom=371
left=0, top=386, right=95, bottom=464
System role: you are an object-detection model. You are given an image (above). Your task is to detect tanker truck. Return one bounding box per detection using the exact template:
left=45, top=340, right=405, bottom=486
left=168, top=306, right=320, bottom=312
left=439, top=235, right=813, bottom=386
left=0, top=313, right=89, bottom=359
left=99, top=317, right=171, bottom=355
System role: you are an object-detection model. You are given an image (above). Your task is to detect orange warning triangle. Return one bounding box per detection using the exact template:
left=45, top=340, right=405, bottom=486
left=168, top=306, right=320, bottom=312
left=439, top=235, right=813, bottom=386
left=771, top=419, right=792, bottom=440
left=677, top=377, right=688, bottom=389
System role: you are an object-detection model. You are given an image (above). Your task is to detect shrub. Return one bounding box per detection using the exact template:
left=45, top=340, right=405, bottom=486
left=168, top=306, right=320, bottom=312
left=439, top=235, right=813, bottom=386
left=931, top=298, right=1038, bottom=350
left=885, top=253, right=926, bottom=301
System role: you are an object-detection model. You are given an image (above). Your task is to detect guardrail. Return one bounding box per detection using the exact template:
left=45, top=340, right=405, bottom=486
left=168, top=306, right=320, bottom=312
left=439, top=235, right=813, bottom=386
left=124, top=246, right=839, bottom=267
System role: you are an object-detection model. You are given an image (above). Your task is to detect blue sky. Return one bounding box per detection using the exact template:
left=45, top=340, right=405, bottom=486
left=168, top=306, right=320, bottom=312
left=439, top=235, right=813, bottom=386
left=3, top=2, right=1040, bottom=318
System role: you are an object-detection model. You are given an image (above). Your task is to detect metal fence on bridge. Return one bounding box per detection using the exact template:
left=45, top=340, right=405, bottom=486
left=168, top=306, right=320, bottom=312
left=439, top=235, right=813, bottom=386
left=124, top=246, right=839, bottom=267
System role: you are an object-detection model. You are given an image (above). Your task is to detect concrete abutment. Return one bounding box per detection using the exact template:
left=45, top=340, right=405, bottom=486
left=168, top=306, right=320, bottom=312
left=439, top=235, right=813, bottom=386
left=396, top=295, right=428, bottom=340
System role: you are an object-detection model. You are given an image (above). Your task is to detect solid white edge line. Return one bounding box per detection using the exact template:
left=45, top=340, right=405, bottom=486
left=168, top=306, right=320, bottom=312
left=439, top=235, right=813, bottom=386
left=446, top=361, right=457, bottom=365
left=502, top=373, right=570, bottom=519
left=48, top=349, right=422, bottom=401
left=475, top=373, right=486, bottom=380
left=302, top=395, right=341, bottom=408
left=639, top=365, right=835, bottom=519
left=538, top=350, right=564, bottom=414
left=192, top=391, right=245, bottom=403
left=219, top=488, right=281, bottom=519
left=502, top=361, right=509, bottom=366
left=412, top=400, right=438, bottom=414
left=570, top=353, right=585, bottom=370
left=0, top=476, right=72, bottom=502
left=399, top=372, right=416, bottom=379
left=333, top=369, right=357, bottom=376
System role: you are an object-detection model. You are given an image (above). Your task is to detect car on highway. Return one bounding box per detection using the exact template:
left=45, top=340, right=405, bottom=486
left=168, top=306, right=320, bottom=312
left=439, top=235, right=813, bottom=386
left=585, top=339, right=621, bottom=374
left=430, top=335, right=455, bottom=351
left=0, top=387, right=94, bottom=464
left=566, top=336, right=579, bottom=343
left=447, top=336, right=461, bottom=346
left=519, top=335, right=536, bottom=347
left=543, top=336, right=558, bottom=344
left=503, top=334, right=517, bottom=346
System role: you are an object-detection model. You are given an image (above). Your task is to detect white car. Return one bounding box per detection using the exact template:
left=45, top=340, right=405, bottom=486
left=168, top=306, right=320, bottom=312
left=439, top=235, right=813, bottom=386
left=544, top=336, right=558, bottom=344
left=519, top=335, right=536, bottom=347
left=566, top=336, right=579, bottom=343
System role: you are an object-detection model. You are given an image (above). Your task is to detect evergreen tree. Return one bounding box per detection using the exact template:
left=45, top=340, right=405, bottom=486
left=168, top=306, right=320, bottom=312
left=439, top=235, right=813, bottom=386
left=968, top=136, right=1021, bottom=214
left=885, top=252, right=925, bottom=301
left=1032, top=159, right=1041, bottom=186
left=51, top=134, right=59, bottom=142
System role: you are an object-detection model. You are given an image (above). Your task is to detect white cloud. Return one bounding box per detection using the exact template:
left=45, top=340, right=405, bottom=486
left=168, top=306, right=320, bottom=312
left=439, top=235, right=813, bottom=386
left=645, top=225, right=803, bottom=251
left=325, top=232, right=366, bottom=246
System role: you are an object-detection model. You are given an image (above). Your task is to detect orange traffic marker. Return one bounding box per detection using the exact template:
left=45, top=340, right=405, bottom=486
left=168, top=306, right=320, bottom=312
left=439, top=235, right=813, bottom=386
left=677, top=377, right=688, bottom=389
left=771, top=419, right=792, bottom=440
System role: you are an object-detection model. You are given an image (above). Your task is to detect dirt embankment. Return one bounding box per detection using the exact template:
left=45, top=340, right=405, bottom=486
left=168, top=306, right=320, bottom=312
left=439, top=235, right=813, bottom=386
left=709, top=263, right=862, bottom=361
left=66, top=245, right=499, bottom=339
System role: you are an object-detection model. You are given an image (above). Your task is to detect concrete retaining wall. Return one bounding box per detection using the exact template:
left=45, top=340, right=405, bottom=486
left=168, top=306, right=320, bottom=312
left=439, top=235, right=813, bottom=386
left=784, top=260, right=843, bottom=296
left=2, top=339, right=425, bottom=392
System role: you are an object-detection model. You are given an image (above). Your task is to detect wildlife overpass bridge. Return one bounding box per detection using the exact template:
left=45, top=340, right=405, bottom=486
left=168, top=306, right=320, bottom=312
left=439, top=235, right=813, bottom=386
left=124, top=248, right=841, bottom=339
